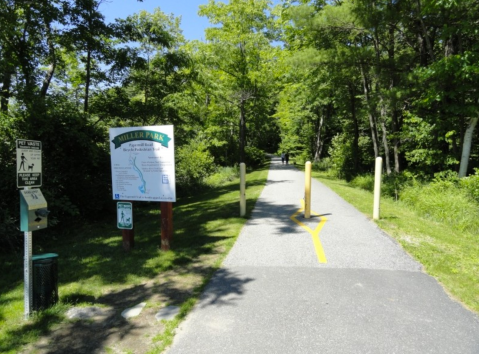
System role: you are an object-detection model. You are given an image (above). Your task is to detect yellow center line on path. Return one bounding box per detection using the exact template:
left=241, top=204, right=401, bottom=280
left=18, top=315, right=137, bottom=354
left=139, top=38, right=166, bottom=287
left=290, top=200, right=328, bottom=264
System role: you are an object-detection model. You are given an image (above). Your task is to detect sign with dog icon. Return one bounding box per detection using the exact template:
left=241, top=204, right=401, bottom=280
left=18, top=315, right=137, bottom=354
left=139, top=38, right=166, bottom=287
left=117, top=202, right=133, bottom=229
left=16, top=139, right=42, bottom=188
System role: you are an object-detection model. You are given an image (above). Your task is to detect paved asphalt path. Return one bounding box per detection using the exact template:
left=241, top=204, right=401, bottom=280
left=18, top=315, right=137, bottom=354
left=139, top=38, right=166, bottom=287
left=167, top=157, right=479, bottom=354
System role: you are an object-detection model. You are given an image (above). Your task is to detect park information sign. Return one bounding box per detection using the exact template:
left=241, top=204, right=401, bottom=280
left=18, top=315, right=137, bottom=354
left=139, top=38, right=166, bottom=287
left=16, top=139, right=42, bottom=188
left=117, top=202, right=133, bottom=229
left=109, top=126, right=176, bottom=202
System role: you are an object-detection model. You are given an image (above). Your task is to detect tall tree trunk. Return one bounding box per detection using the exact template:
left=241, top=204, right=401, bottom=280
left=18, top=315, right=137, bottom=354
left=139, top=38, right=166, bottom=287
left=379, top=98, right=392, bottom=174
left=1, top=70, right=12, bottom=112
left=84, top=48, right=91, bottom=113
left=392, top=109, right=401, bottom=173
left=458, top=117, right=478, bottom=177
left=313, top=108, right=324, bottom=162
left=349, top=84, right=360, bottom=172
left=360, top=63, right=380, bottom=158
left=387, top=24, right=401, bottom=173
left=40, top=18, right=56, bottom=97
left=416, top=0, right=435, bottom=63
left=40, top=63, right=56, bottom=98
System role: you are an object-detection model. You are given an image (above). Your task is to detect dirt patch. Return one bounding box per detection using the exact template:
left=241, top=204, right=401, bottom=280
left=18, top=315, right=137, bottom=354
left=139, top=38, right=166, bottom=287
left=19, top=252, right=220, bottom=354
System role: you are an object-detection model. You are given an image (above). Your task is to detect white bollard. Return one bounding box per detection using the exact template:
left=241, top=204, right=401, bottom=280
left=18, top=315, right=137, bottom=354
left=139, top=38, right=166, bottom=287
left=305, top=161, right=312, bottom=219
left=240, top=163, right=246, bottom=217
left=373, top=157, right=383, bottom=220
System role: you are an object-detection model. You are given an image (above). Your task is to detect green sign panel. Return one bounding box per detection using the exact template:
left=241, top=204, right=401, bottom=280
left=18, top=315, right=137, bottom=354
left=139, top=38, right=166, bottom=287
left=111, top=130, right=171, bottom=149
left=117, top=202, right=133, bottom=229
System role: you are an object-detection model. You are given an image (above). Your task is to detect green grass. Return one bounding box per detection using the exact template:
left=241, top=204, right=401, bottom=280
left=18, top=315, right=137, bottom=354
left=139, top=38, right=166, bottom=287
left=311, top=170, right=479, bottom=315
left=0, top=164, right=269, bottom=354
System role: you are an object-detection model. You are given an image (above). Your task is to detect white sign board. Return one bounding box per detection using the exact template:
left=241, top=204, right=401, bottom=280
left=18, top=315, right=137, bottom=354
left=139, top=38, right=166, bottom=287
left=16, top=139, right=42, bottom=188
left=109, top=126, right=176, bottom=202
left=117, top=202, right=133, bottom=229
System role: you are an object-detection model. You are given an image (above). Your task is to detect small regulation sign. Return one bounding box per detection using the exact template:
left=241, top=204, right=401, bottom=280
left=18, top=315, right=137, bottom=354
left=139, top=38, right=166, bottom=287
left=16, top=139, right=42, bottom=188
left=117, top=202, right=133, bottom=229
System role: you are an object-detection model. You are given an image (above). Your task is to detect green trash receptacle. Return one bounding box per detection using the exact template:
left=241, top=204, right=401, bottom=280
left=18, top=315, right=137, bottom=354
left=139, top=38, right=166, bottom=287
left=32, top=253, right=58, bottom=311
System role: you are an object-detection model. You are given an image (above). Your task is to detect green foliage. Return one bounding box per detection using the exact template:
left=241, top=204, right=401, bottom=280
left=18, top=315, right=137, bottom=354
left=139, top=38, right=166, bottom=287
left=381, top=172, right=415, bottom=200
left=459, top=168, right=479, bottom=204
left=400, top=176, right=479, bottom=234
left=349, top=171, right=415, bottom=200
left=244, top=146, right=266, bottom=168
left=328, top=133, right=354, bottom=180
left=350, top=174, right=374, bottom=192
left=293, top=150, right=311, bottom=165
left=0, top=113, right=20, bottom=250
left=204, top=166, right=239, bottom=188
left=175, top=137, right=216, bottom=193
left=312, top=158, right=332, bottom=172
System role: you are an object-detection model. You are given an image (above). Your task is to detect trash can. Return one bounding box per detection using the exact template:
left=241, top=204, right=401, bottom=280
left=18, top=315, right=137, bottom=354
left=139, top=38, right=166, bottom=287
left=32, top=253, right=58, bottom=311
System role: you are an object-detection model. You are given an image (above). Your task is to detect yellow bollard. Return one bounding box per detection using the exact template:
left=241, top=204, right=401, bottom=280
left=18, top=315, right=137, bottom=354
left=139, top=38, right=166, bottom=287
left=373, top=157, right=383, bottom=220
left=305, top=161, right=312, bottom=219
left=240, top=163, right=246, bottom=217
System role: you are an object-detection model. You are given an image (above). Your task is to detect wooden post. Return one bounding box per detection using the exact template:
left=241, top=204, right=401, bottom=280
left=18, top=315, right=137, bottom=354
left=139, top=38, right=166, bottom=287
left=160, top=202, right=173, bottom=251
left=122, top=229, right=135, bottom=251
left=121, top=201, right=134, bottom=251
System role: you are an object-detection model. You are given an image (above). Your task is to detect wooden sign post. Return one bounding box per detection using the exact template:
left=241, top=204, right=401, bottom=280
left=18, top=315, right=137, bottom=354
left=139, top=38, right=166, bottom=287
left=160, top=202, right=173, bottom=251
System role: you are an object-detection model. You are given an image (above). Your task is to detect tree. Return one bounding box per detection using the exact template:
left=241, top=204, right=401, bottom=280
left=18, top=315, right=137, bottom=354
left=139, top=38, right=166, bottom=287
left=198, top=0, right=279, bottom=163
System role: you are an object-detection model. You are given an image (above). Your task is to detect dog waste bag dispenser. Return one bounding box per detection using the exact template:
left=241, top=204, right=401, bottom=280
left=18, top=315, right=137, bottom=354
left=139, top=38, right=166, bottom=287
left=20, top=189, right=49, bottom=232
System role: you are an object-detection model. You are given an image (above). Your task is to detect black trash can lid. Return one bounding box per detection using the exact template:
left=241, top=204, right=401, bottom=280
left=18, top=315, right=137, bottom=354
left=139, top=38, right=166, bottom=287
left=32, top=253, right=58, bottom=261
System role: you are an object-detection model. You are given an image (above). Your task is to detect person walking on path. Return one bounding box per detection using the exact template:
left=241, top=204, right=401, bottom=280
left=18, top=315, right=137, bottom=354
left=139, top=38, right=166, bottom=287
left=285, top=152, right=290, bottom=164
left=281, top=152, right=285, bottom=164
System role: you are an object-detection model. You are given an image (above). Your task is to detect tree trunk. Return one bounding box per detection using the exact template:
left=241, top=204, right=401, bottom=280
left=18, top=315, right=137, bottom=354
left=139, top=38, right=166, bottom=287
left=1, top=70, right=12, bottom=112
left=313, top=109, right=324, bottom=162
left=84, top=48, right=91, bottom=113
left=349, top=84, right=360, bottom=172
left=40, top=63, right=56, bottom=98
left=360, top=63, right=380, bottom=158
left=379, top=100, right=392, bottom=175
left=40, top=18, right=56, bottom=98
left=458, top=117, right=478, bottom=177
left=416, top=0, right=435, bottom=63
left=392, top=109, right=401, bottom=173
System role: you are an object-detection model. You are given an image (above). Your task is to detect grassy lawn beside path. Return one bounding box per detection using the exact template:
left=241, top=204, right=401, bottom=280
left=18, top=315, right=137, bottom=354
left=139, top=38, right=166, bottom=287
left=312, top=171, right=479, bottom=316
left=0, top=163, right=269, bottom=354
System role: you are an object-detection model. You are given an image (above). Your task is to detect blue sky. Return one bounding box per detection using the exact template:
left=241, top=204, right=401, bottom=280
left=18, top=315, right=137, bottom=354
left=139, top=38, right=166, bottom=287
left=99, top=0, right=215, bottom=41
left=100, top=0, right=281, bottom=42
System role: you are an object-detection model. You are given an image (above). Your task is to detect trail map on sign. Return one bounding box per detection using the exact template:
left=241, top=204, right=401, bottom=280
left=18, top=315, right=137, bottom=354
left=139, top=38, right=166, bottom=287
left=109, top=126, right=176, bottom=202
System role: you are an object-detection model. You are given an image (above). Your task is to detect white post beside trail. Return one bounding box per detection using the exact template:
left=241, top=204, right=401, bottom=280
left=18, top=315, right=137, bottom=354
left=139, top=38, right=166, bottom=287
left=305, top=161, right=312, bottom=219
left=240, top=163, right=246, bottom=217
left=373, top=157, right=383, bottom=220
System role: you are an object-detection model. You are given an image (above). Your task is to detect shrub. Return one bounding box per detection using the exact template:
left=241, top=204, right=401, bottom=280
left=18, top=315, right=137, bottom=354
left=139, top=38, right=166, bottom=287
left=176, top=138, right=216, bottom=193
left=291, top=150, right=310, bottom=165
left=350, top=174, right=375, bottom=192
left=312, top=158, right=332, bottom=172
left=459, top=168, right=479, bottom=204
left=381, top=172, right=415, bottom=200
left=204, top=166, right=239, bottom=187
left=244, top=146, right=265, bottom=168
left=400, top=179, right=479, bottom=234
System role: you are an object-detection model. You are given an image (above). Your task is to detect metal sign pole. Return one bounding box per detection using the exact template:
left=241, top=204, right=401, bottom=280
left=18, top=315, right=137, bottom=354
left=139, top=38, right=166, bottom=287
left=24, top=189, right=32, bottom=319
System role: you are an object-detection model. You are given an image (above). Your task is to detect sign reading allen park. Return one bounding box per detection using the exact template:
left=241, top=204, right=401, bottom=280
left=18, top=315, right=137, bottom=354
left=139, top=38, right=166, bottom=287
left=109, top=126, right=176, bottom=202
